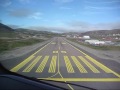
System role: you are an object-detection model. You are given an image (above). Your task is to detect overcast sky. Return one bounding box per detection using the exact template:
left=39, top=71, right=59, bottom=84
left=0, top=0, right=120, bottom=32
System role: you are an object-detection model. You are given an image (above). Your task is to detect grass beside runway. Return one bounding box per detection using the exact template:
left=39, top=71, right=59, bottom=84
left=0, top=38, right=45, bottom=53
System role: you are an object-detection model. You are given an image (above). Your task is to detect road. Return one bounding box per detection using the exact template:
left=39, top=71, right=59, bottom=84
left=2, top=37, right=120, bottom=90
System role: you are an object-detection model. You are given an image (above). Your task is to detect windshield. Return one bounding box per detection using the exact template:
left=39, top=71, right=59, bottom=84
left=0, top=0, right=120, bottom=90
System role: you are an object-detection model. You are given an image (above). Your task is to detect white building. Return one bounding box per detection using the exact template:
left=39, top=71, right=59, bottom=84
left=85, top=40, right=105, bottom=45
left=83, top=36, right=90, bottom=39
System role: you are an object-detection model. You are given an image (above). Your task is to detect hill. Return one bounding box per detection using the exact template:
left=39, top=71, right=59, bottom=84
left=81, top=29, right=120, bottom=39
left=0, top=23, right=16, bottom=38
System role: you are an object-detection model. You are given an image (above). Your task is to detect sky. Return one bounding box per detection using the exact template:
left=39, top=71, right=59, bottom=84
left=0, top=0, right=120, bottom=32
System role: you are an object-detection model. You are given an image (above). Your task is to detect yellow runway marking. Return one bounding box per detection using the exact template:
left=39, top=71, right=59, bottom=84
left=38, top=78, right=120, bottom=82
left=64, top=56, right=74, bottom=73
left=32, top=41, right=52, bottom=56
left=58, top=48, right=74, bottom=90
left=53, top=51, right=58, bottom=53
left=71, top=56, right=87, bottom=73
left=23, top=56, right=42, bottom=72
left=65, top=40, right=120, bottom=77
left=51, top=42, right=56, bottom=44
left=66, top=42, right=87, bottom=56
left=62, top=43, right=66, bottom=44
left=10, top=55, right=34, bottom=72
left=61, top=51, right=66, bottom=53
left=85, top=56, right=120, bottom=78
left=11, top=40, right=52, bottom=72
left=78, top=56, right=100, bottom=73
left=48, top=56, right=57, bottom=73
left=36, top=56, right=49, bottom=73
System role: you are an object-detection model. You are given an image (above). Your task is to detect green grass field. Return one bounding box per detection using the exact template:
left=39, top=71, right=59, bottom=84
left=0, top=39, right=45, bottom=53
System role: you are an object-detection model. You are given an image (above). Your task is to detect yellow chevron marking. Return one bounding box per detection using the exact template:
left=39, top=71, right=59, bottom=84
left=23, top=56, right=42, bottom=72
left=71, top=56, right=87, bottom=73
left=10, top=55, right=34, bottom=72
left=64, top=56, right=74, bottom=73
left=48, top=56, right=57, bottom=73
left=36, top=56, right=49, bottom=73
left=85, top=56, right=120, bottom=78
left=78, top=56, right=100, bottom=73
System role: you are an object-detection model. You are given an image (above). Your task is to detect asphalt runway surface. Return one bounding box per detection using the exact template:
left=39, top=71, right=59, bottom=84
left=1, top=37, right=120, bottom=90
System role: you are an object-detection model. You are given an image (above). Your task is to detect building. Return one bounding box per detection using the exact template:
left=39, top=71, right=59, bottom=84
left=83, top=36, right=90, bottom=39
left=85, top=40, right=105, bottom=45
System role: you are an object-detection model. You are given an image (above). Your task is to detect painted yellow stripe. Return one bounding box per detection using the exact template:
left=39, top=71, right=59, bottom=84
left=78, top=56, right=100, bottom=73
left=65, top=40, right=120, bottom=77
left=85, top=56, right=112, bottom=73
left=10, top=40, right=52, bottom=72
left=85, top=56, right=120, bottom=78
left=53, top=51, right=58, bottom=53
left=23, top=56, right=42, bottom=72
left=61, top=51, right=66, bottom=53
left=64, top=56, right=74, bottom=73
left=66, top=41, right=87, bottom=56
left=51, top=42, right=56, bottom=44
left=48, top=56, right=57, bottom=73
left=71, top=56, right=87, bottom=73
left=37, top=78, right=120, bottom=82
left=10, top=55, right=34, bottom=72
left=36, top=56, right=49, bottom=73
left=32, top=41, right=52, bottom=56
left=62, top=43, right=66, bottom=44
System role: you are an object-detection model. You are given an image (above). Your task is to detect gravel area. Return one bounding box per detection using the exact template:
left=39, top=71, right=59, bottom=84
left=0, top=39, right=52, bottom=61
left=66, top=39, right=120, bottom=64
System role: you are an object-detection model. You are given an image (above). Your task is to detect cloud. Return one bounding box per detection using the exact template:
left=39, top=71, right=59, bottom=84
left=54, top=0, right=74, bottom=3
left=29, top=12, right=42, bottom=19
left=8, top=8, right=33, bottom=18
left=67, top=21, right=120, bottom=31
left=85, top=6, right=120, bottom=10
left=8, top=8, right=42, bottom=19
left=0, top=0, right=12, bottom=7
left=26, top=26, right=73, bottom=33
left=95, top=22, right=120, bottom=30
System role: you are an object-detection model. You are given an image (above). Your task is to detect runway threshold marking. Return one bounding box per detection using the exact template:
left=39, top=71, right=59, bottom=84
left=61, top=51, right=66, bottom=53
left=78, top=56, right=100, bottom=73
left=23, top=56, right=42, bottom=72
left=48, top=56, right=57, bottom=73
left=51, top=42, right=56, bottom=44
left=53, top=51, right=58, bottom=53
left=10, top=55, right=35, bottom=72
left=36, top=56, right=49, bottom=73
left=38, top=78, right=120, bottom=82
left=62, top=43, right=66, bottom=44
left=71, top=56, right=87, bottom=73
left=10, top=40, right=52, bottom=72
left=85, top=56, right=120, bottom=78
left=58, top=51, right=74, bottom=90
left=64, top=56, right=74, bottom=73
left=65, top=40, right=120, bottom=78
